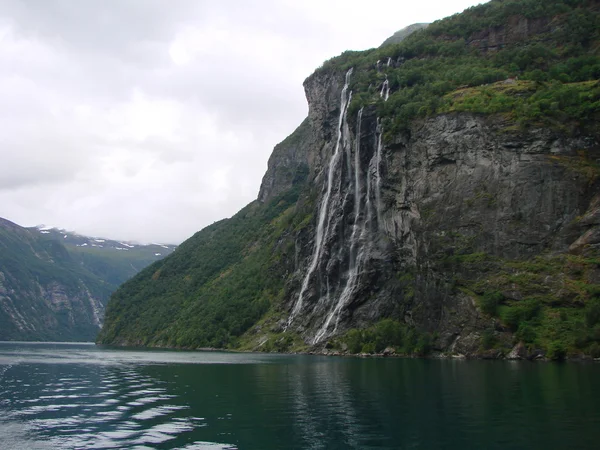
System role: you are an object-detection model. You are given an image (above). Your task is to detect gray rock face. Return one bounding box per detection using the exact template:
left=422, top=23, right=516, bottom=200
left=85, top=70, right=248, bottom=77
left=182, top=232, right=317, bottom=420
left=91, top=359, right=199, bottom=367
left=257, top=118, right=311, bottom=203
left=468, top=15, right=551, bottom=53
left=258, top=70, right=345, bottom=204
left=0, top=275, right=108, bottom=341
left=265, top=71, right=599, bottom=352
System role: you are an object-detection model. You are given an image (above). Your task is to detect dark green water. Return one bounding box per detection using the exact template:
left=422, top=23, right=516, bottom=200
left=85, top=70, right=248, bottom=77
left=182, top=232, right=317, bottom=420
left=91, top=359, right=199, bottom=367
left=0, top=343, right=599, bottom=449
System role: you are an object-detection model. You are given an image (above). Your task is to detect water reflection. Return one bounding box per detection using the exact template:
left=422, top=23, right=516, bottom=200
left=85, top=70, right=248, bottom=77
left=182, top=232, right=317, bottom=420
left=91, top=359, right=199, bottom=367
left=1, top=343, right=599, bottom=449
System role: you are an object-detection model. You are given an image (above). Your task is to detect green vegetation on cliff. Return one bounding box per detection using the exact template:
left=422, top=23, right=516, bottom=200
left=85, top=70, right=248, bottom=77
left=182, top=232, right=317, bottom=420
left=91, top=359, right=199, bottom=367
left=98, top=182, right=311, bottom=348
left=334, top=319, right=434, bottom=356
left=450, top=252, right=600, bottom=360
left=320, top=0, right=599, bottom=134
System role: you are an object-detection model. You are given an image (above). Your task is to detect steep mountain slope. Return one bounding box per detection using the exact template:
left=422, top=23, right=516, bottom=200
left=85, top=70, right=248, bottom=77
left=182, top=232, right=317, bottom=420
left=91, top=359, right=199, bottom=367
left=99, top=0, right=600, bottom=359
left=380, top=23, right=429, bottom=47
left=0, top=219, right=175, bottom=341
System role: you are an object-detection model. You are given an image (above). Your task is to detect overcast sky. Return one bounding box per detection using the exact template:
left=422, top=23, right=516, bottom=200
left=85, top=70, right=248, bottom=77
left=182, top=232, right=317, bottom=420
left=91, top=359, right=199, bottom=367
left=0, top=0, right=487, bottom=244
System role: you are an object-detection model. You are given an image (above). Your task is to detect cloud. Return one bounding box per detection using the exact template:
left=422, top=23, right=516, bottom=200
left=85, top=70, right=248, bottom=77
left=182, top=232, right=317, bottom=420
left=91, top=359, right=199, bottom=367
left=0, top=0, right=488, bottom=243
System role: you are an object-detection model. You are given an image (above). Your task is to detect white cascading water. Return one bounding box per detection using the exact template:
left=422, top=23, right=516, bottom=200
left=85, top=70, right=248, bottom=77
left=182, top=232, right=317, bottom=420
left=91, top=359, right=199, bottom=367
left=380, top=77, right=390, bottom=101
left=314, top=74, right=392, bottom=343
left=313, top=108, right=364, bottom=344
left=375, top=122, right=384, bottom=228
left=375, top=79, right=390, bottom=228
left=286, top=68, right=354, bottom=329
left=386, top=57, right=392, bottom=67
left=349, top=108, right=364, bottom=264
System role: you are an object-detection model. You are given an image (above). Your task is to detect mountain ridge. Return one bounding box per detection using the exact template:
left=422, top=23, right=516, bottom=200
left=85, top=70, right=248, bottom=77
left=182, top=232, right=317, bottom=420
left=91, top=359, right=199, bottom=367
left=0, top=217, right=176, bottom=341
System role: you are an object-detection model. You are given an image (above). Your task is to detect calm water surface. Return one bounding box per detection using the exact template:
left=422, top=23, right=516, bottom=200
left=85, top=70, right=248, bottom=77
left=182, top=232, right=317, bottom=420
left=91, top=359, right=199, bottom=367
left=0, top=342, right=599, bottom=449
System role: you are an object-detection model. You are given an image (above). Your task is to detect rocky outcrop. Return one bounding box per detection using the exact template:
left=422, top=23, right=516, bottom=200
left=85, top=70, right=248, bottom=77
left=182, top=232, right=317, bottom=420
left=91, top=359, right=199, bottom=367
left=468, top=15, right=551, bottom=52
left=258, top=118, right=312, bottom=203
left=0, top=268, right=110, bottom=342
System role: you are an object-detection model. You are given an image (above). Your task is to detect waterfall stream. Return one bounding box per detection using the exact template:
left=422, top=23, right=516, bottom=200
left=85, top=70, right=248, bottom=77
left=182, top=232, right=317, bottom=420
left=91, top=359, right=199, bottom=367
left=375, top=121, right=384, bottom=228
left=287, top=67, right=389, bottom=343
left=287, top=68, right=354, bottom=328
left=380, top=77, right=389, bottom=101
left=313, top=108, right=364, bottom=344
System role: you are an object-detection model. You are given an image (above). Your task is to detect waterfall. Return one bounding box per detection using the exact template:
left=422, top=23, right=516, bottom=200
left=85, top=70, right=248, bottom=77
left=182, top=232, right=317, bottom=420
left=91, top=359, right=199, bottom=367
left=350, top=108, right=363, bottom=265
left=380, top=77, right=389, bottom=101
left=374, top=77, right=389, bottom=228
left=311, top=111, right=387, bottom=343
left=286, top=68, right=354, bottom=328
left=375, top=123, right=384, bottom=229
left=313, top=108, right=364, bottom=344
left=287, top=67, right=389, bottom=343
left=386, top=57, right=392, bottom=67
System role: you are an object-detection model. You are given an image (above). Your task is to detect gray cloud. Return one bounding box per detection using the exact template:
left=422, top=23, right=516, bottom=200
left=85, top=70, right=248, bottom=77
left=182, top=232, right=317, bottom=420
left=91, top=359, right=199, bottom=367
left=0, top=0, right=488, bottom=243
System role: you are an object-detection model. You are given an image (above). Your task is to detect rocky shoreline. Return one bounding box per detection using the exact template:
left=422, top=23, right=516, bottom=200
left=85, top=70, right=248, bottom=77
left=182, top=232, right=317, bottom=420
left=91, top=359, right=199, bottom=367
left=97, top=341, right=600, bottom=362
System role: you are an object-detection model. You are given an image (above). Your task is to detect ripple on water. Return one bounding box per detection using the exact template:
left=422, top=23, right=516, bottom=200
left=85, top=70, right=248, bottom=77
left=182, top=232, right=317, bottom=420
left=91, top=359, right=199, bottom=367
left=131, top=404, right=189, bottom=421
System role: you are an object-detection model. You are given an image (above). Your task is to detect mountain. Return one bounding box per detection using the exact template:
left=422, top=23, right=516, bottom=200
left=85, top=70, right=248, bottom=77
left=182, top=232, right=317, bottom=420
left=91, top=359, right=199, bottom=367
left=0, top=218, right=175, bottom=341
left=98, top=0, right=600, bottom=360
left=380, top=23, right=429, bottom=47
left=29, top=226, right=176, bottom=288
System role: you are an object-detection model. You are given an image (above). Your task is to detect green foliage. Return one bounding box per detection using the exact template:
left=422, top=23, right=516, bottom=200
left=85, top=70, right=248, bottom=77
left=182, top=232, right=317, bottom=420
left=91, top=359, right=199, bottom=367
left=345, top=329, right=364, bottom=354
left=481, top=329, right=497, bottom=350
left=98, top=179, right=312, bottom=349
left=501, top=299, right=542, bottom=331
left=441, top=80, right=600, bottom=128
left=260, top=333, right=296, bottom=353
left=589, top=342, right=600, bottom=358
left=585, top=299, right=600, bottom=327
left=316, top=0, right=599, bottom=134
left=337, top=319, right=434, bottom=356
left=515, top=323, right=537, bottom=344
left=547, top=341, right=567, bottom=361
left=451, top=249, right=600, bottom=358
left=480, top=291, right=503, bottom=316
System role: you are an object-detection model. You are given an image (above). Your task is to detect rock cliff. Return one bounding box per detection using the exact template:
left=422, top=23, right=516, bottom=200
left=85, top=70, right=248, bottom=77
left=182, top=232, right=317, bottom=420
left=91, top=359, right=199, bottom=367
left=256, top=68, right=599, bottom=354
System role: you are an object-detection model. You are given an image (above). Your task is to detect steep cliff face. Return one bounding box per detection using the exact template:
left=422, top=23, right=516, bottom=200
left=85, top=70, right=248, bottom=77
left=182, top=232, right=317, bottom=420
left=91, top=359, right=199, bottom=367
left=258, top=68, right=599, bottom=353
left=99, top=0, right=600, bottom=358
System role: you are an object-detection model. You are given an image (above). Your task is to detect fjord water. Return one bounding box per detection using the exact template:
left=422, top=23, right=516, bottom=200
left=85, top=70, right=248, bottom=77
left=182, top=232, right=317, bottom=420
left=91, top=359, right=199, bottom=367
left=1, top=343, right=599, bottom=450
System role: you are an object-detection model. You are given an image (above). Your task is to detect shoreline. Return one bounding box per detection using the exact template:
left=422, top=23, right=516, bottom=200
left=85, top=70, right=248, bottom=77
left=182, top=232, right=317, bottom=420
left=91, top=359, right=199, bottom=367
left=92, top=341, right=600, bottom=363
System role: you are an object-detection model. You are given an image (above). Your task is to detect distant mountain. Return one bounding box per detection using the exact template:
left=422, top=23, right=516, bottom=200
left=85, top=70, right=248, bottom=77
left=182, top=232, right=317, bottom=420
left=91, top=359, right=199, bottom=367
left=380, top=23, right=429, bottom=47
left=29, top=225, right=176, bottom=288
left=0, top=218, right=176, bottom=341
